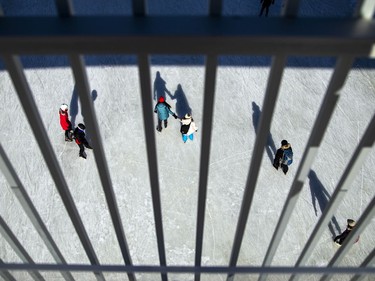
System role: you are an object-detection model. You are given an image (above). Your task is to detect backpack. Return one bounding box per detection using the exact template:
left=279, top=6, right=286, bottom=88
left=283, top=148, right=293, bottom=165
left=180, top=124, right=190, bottom=134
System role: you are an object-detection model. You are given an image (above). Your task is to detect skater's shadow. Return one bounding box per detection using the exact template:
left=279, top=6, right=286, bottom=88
left=167, top=84, right=192, bottom=118
left=70, top=85, right=98, bottom=142
left=308, top=170, right=341, bottom=238
left=82, top=90, right=98, bottom=142
left=70, top=84, right=79, bottom=128
left=153, top=71, right=171, bottom=101
left=252, top=102, right=276, bottom=164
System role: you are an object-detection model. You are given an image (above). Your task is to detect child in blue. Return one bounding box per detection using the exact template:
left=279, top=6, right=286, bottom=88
left=180, top=114, right=198, bottom=143
left=273, top=140, right=293, bottom=174
left=154, top=96, right=177, bottom=132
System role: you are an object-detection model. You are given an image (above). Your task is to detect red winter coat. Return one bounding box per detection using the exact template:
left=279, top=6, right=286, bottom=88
left=59, top=109, right=71, bottom=130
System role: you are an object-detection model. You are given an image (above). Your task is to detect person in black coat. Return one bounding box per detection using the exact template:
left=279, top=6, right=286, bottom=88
left=273, top=140, right=293, bottom=174
left=334, top=219, right=359, bottom=246
left=259, top=0, right=275, bottom=17
left=73, top=123, right=93, bottom=159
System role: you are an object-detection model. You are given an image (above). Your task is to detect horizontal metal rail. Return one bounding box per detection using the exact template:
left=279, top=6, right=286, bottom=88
left=0, top=17, right=374, bottom=56
left=0, top=263, right=374, bottom=275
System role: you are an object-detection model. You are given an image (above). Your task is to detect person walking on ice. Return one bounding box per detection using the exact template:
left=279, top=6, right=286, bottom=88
left=59, top=103, right=73, bottom=141
left=273, top=140, right=293, bottom=174
left=180, top=114, right=198, bottom=143
left=73, top=123, right=93, bottom=159
left=154, top=96, right=177, bottom=132
left=259, top=0, right=275, bottom=17
left=334, top=219, right=359, bottom=246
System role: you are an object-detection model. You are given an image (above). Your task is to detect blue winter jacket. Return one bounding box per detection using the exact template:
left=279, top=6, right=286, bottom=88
left=154, top=102, right=175, bottom=121
left=282, top=147, right=293, bottom=165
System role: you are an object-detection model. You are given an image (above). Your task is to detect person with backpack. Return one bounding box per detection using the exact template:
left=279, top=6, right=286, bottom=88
left=334, top=219, right=359, bottom=246
left=154, top=96, right=178, bottom=132
left=180, top=114, right=198, bottom=143
left=273, top=140, right=293, bottom=174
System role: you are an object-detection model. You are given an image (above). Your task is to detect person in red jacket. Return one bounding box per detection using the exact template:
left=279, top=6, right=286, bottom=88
left=59, top=104, right=73, bottom=141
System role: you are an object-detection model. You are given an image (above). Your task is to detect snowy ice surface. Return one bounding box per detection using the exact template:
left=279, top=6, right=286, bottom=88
left=0, top=1, right=374, bottom=281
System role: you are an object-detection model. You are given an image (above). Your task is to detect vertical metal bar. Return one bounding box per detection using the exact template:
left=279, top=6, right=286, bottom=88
left=351, top=249, right=375, bottom=281
left=354, top=0, right=375, bottom=19
left=69, top=55, right=136, bottom=281
left=54, top=0, right=74, bottom=17
left=2, top=55, right=105, bottom=281
left=132, top=0, right=146, bottom=16
left=0, top=258, right=16, bottom=281
left=288, top=1, right=372, bottom=279
left=138, top=54, right=168, bottom=281
left=226, top=55, right=287, bottom=281
left=0, top=216, right=45, bottom=281
left=281, top=0, right=301, bottom=17
left=258, top=56, right=355, bottom=281
left=0, top=144, right=75, bottom=281
left=209, top=0, right=222, bottom=16
left=320, top=195, right=375, bottom=281
left=289, top=114, right=375, bottom=281
left=194, top=55, right=217, bottom=281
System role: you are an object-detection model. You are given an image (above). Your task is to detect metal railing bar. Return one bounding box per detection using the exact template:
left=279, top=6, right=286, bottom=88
left=209, top=0, right=222, bottom=16
left=1, top=55, right=105, bottom=281
left=320, top=195, right=375, bottom=281
left=0, top=144, right=75, bottom=281
left=354, top=0, right=375, bottom=19
left=132, top=0, right=146, bottom=16
left=69, top=55, right=135, bottom=281
left=0, top=263, right=374, bottom=275
left=286, top=3, right=375, bottom=277
left=194, top=55, right=218, bottom=281
left=282, top=0, right=301, bottom=17
left=0, top=17, right=374, bottom=56
left=138, top=54, right=168, bottom=281
left=0, top=258, right=16, bottom=281
left=54, top=0, right=74, bottom=17
left=289, top=114, right=375, bottom=281
left=1, top=9, right=64, bottom=280
left=227, top=55, right=287, bottom=281
left=0, top=216, right=45, bottom=281
left=351, top=248, right=375, bottom=281
left=258, top=56, right=355, bottom=281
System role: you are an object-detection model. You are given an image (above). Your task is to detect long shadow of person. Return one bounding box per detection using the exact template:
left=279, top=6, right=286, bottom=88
left=153, top=71, right=171, bottom=101
left=167, top=84, right=192, bottom=118
left=70, top=84, right=79, bottom=128
left=308, top=170, right=341, bottom=238
left=252, top=102, right=277, bottom=164
left=82, top=90, right=98, bottom=142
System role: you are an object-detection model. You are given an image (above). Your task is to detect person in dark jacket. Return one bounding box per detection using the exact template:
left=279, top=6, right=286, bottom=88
left=154, top=96, right=178, bottom=132
left=334, top=219, right=359, bottom=246
left=273, top=140, right=293, bottom=174
left=259, top=0, right=275, bottom=17
left=59, top=103, right=73, bottom=141
left=73, top=123, right=93, bottom=159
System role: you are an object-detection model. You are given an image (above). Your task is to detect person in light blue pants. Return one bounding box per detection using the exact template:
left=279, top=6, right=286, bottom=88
left=180, top=114, right=198, bottom=143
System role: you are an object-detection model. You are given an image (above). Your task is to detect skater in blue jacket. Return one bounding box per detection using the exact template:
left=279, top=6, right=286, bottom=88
left=154, top=96, right=177, bottom=132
